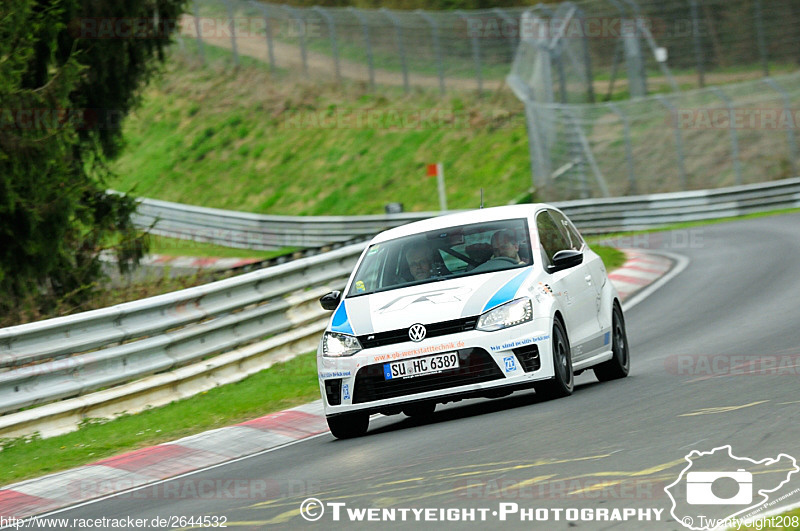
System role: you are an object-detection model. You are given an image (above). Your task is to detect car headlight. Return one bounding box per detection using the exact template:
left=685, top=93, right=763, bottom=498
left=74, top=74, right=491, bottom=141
left=476, top=297, right=533, bottom=332
left=322, top=332, right=362, bottom=357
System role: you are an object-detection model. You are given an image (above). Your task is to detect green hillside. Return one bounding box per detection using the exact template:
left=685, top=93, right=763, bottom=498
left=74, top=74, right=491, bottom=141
left=109, top=54, right=532, bottom=215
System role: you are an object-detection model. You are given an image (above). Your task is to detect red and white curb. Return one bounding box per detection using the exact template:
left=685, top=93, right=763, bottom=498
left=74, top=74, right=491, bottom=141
left=608, top=249, right=674, bottom=302
left=0, top=402, right=327, bottom=520
left=0, top=250, right=677, bottom=520
left=144, top=255, right=262, bottom=270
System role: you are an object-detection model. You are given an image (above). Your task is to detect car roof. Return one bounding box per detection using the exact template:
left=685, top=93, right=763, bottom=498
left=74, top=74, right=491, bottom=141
left=372, top=203, right=557, bottom=243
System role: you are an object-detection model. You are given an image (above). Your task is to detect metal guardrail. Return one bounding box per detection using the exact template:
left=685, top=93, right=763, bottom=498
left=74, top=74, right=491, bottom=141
left=131, top=195, right=441, bottom=250
left=3, top=178, right=799, bottom=438
left=133, top=177, right=800, bottom=249
left=0, top=243, right=366, bottom=430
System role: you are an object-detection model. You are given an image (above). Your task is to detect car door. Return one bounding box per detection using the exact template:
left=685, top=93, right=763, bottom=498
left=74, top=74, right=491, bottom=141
left=550, top=210, right=606, bottom=335
left=535, top=210, right=596, bottom=362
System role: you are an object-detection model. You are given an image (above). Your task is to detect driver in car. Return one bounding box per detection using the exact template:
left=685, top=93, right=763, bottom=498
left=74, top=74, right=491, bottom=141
left=406, top=244, right=435, bottom=280
left=491, top=229, right=526, bottom=264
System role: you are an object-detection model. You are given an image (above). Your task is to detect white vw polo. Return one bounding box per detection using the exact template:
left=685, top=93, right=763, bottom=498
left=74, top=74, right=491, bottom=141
left=317, top=204, right=629, bottom=439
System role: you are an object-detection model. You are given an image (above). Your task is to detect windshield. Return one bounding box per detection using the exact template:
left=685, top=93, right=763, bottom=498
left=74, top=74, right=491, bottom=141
left=347, top=218, right=532, bottom=297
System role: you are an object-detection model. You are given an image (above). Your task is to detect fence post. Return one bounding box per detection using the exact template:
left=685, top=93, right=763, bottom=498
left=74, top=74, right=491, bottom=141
left=689, top=0, right=705, bottom=88
left=458, top=11, right=483, bottom=94
left=416, top=10, right=445, bottom=95
left=193, top=0, right=205, bottom=64
left=348, top=7, right=375, bottom=90
left=250, top=1, right=276, bottom=72
left=282, top=6, right=308, bottom=76
left=575, top=7, right=595, bottom=103
left=711, top=87, right=743, bottom=186
left=608, top=103, right=636, bottom=194
left=380, top=8, right=409, bottom=94
left=312, top=6, right=341, bottom=84
left=762, top=78, right=798, bottom=177
left=754, top=0, right=769, bottom=77
left=492, top=8, right=518, bottom=59
left=222, top=0, right=239, bottom=67
left=657, top=96, right=688, bottom=190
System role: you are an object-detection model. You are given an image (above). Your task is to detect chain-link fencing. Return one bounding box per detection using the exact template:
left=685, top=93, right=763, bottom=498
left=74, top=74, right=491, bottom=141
left=176, top=0, right=799, bottom=97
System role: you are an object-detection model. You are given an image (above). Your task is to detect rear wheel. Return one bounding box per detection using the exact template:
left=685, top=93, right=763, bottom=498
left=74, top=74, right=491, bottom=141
left=594, top=302, right=630, bottom=382
left=327, top=413, right=369, bottom=439
left=402, top=402, right=436, bottom=418
left=534, top=318, right=574, bottom=399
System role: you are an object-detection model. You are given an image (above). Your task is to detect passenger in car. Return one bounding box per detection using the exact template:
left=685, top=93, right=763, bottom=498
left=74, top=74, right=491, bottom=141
left=491, top=229, right=527, bottom=264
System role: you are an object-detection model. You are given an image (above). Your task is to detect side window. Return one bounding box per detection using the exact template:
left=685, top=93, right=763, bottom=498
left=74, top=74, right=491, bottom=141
left=550, top=211, right=584, bottom=251
left=536, top=211, right=571, bottom=264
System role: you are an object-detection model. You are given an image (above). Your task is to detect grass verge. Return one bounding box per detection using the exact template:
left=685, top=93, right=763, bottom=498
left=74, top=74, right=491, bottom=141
left=0, top=351, right=320, bottom=486
left=147, top=233, right=298, bottom=259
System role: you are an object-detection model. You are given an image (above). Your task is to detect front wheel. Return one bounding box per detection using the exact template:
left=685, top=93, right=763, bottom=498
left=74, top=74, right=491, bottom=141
left=327, top=413, right=369, bottom=439
left=593, top=302, right=630, bottom=382
left=534, top=318, right=574, bottom=399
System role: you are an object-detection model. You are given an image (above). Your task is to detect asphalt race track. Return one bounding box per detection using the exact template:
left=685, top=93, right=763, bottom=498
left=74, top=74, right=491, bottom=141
left=45, top=213, right=800, bottom=530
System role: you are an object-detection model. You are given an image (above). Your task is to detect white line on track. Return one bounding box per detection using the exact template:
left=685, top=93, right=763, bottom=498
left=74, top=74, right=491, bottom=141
left=621, top=250, right=690, bottom=312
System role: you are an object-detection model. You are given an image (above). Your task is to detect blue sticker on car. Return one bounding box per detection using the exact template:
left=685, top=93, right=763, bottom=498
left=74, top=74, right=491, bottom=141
left=342, top=384, right=350, bottom=401
left=330, top=301, right=354, bottom=335
left=503, top=356, right=517, bottom=372
left=483, top=269, right=532, bottom=313
left=604, top=331, right=610, bottom=345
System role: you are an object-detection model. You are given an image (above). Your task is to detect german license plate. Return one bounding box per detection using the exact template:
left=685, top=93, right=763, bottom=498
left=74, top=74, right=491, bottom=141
left=383, top=352, right=459, bottom=380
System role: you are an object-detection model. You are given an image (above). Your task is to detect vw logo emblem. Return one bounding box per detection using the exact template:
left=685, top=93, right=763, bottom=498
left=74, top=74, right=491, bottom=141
left=408, top=323, right=427, bottom=342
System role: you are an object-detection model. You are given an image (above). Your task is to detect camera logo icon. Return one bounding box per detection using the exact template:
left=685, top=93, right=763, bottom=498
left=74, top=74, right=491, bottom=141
left=686, top=469, right=753, bottom=505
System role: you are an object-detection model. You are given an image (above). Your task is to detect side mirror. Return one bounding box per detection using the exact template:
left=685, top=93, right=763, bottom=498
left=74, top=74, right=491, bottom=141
left=319, top=291, right=342, bottom=311
left=548, top=250, right=583, bottom=273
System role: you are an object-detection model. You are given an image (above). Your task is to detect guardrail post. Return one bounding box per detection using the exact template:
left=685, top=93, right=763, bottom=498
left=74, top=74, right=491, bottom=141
left=193, top=0, right=205, bottom=64
left=380, top=8, right=409, bottom=94
left=416, top=10, right=445, bottom=95
left=657, top=95, right=688, bottom=190
left=222, top=0, right=239, bottom=67
left=348, top=7, right=375, bottom=90
left=711, top=87, right=743, bottom=186
left=250, top=1, right=276, bottom=72
left=282, top=6, right=308, bottom=76
left=312, top=6, right=341, bottom=84
left=762, top=78, right=798, bottom=177
left=609, top=103, right=636, bottom=194
left=458, top=11, right=483, bottom=94
left=689, top=0, right=705, bottom=88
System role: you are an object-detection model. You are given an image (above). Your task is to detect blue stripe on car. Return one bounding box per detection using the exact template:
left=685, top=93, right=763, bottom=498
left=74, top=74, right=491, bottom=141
left=482, top=269, right=531, bottom=312
left=331, top=302, right=354, bottom=335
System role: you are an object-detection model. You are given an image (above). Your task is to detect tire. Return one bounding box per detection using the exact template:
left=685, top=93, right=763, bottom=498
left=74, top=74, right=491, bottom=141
left=534, top=317, right=574, bottom=399
left=593, top=302, right=630, bottom=382
left=326, top=413, right=369, bottom=439
left=402, top=402, right=436, bottom=418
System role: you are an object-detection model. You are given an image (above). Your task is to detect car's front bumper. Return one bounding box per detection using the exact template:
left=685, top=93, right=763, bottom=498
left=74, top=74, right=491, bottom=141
left=317, top=317, right=556, bottom=417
